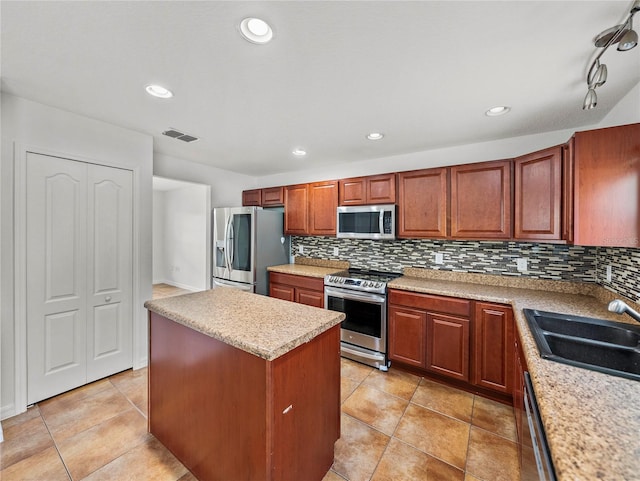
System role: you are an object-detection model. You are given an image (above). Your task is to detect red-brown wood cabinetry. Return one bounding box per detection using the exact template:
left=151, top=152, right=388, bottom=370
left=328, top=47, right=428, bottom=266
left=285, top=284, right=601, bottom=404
left=339, top=173, right=396, bottom=205
left=473, top=302, right=514, bottom=394
left=308, top=181, right=338, bottom=236
left=149, top=312, right=340, bottom=481
left=514, top=146, right=562, bottom=241
left=388, top=289, right=514, bottom=400
left=284, top=184, right=309, bottom=235
left=242, top=189, right=262, bottom=206
left=450, top=160, right=512, bottom=239
left=572, top=123, right=640, bottom=247
left=269, top=272, right=324, bottom=308
left=397, top=168, right=448, bottom=238
left=388, top=305, right=427, bottom=368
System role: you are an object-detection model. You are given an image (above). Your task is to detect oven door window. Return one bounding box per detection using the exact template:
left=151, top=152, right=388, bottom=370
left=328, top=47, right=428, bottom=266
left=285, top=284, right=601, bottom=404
left=327, top=296, right=382, bottom=338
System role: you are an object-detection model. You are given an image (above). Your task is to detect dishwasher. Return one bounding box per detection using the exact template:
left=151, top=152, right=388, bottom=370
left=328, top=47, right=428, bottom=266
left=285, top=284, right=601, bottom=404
left=523, top=372, right=556, bottom=481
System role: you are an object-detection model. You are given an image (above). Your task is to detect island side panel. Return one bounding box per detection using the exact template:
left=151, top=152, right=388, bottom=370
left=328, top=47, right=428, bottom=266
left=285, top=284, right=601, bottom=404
left=149, top=312, right=269, bottom=481
left=269, top=325, right=341, bottom=481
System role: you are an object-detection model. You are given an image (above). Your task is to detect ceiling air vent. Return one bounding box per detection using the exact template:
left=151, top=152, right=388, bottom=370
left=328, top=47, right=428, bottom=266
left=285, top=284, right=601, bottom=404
left=162, top=128, right=200, bottom=143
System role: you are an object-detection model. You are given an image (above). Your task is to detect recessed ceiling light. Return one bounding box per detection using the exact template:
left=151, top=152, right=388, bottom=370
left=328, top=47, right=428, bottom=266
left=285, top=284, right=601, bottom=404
left=367, top=132, right=384, bottom=140
left=485, top=106, right=511, bottom=116
left=292, top=148, right=307, bottom=156
left=145, top=84, right=173, bottom=99
left=240, top=18, right=273, bottom=44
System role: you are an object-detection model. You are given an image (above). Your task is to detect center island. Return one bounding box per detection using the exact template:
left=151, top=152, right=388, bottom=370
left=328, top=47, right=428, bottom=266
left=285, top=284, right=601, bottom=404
left=144, top=286, right=345, bottom=481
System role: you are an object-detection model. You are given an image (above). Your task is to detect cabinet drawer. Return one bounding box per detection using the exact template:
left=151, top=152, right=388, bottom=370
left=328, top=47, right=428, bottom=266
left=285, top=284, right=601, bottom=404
left=269, top=272, right=324, bottom=292
left=389, top=289, right=471, bottom=317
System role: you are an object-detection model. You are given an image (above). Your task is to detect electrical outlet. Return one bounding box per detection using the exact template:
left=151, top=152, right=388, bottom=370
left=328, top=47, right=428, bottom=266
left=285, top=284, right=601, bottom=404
left=333, top=247, right=339, bottom=257
left=516, top=258, right=528, bottom=272
left=606, top=265, right=612, bottom=282
left=434, top=252, right=444, bottom=264
left=298, top=245, right=304, bottom=255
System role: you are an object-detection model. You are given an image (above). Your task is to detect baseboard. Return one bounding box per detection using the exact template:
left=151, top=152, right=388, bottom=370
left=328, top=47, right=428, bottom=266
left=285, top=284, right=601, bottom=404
left=156, top=279, right=202, bottom=292
left=1, top=402, right=18, bottom=422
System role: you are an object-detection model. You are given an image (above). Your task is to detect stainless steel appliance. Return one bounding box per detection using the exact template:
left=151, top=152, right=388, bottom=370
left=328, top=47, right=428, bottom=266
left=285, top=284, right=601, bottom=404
left=336, top=204, right=396, bottom=240
left=212, top=206, right=290, bottom=295
left=324, top=269, right=401, bottom=370
left=523, top=372, right=556, bottom=481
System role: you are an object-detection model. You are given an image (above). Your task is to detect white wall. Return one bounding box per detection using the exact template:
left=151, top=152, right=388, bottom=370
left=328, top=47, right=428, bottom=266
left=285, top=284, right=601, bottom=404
left=154, top=185, right=210, bottom=291
left=255, top=81, right=640, bottom=187
left=152, top=190, right=166, bottom=284
left=1, top=94, right=154, bottom=419
left=154, top=153, right=255, bottom=208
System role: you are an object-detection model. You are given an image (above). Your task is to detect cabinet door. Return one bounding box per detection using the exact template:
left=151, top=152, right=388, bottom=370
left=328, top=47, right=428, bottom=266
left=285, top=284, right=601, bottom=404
left=262, top=186, right=284, bottom=206
left=514, top=146, right=562, bottom=241
left=339, top=178, right=367, bottom=205
left=242, top=189, right=262, bottom=206
left=426, top=312, right=470, bottom=381
left=308, top=181, right=338, bottom=236
left=473, top=302, right=513, bottom=394
left=397, top=168, right=448, bottom=238
left=388, top=306, right=427, bottom=368
left=451, top=160, right=512, bottom=239
left=296, top=288, right=324, bottom=308
left=562, top=139, right=574, bottom=243
left=284, top=184, right=309, bottom=235
left=367, top=174, right=396, bottom=204
left=573, top=123, right=640, bottom=247
left=270, top=283, right=295, bottom=302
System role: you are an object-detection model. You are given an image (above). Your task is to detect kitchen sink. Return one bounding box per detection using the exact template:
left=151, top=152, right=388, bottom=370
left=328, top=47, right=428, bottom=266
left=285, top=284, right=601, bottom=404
left=523, top=309, right=640, bottom=381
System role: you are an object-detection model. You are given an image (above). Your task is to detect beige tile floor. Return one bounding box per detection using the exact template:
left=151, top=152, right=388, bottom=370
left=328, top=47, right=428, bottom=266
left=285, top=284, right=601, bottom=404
left=1, top=285, right=520, bottom=480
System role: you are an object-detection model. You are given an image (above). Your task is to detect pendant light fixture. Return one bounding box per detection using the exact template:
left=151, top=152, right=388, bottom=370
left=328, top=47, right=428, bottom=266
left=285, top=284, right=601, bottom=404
left=582, top=0, right=640, bottom=110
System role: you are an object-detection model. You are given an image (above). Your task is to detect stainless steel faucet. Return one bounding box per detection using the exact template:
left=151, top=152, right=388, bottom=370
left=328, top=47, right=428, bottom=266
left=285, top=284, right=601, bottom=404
left=608, top=299, right=640, bottom=323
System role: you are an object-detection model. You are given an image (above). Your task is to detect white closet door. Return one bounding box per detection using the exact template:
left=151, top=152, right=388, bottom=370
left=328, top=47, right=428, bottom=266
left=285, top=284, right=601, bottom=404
left=26, top=153, right=88, bottom=404
left=86, top=164, right=133, bottom=381
left=26, top=153, right=134, bottom=404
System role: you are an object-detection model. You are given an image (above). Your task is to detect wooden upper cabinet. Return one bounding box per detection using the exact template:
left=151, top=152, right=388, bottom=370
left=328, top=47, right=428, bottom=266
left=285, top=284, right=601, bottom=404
left=339, top=173, right=396, bottom=205
left=397, top=168, right=448, bottom=238
left=450, top=160, right=512, bottom=239
left=514, top=146, right=562, bottom=241
left=308, top=181, right=338, bottom=236
left=242, top=189, right=261, bottom=206
left=284, top=184, right=309, bottom=235
left=262, top=186, right=284, bottom=206
left=572, top=123, right=640, bottom=247
left=562, top=138, right=574, bottom=244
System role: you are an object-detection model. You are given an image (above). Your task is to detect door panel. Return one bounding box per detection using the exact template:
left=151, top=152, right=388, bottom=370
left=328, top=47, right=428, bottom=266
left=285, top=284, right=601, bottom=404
left=27, top=153, right=88, bottom=404
left=86, top=164, right=133, bottom=381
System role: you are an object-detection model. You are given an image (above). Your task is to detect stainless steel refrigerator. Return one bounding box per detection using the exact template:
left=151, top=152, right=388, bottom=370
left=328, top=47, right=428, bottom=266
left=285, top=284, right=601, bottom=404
left=212, top=206, right=290, bottom=295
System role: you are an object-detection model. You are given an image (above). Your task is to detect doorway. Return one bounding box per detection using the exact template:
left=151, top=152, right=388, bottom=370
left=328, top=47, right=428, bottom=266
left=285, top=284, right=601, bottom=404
left=152, top=177, right=211, bottom=292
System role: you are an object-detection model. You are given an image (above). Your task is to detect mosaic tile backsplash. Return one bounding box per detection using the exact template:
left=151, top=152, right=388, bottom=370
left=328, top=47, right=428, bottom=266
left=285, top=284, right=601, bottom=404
left=291, top=236, right=640, bottom=301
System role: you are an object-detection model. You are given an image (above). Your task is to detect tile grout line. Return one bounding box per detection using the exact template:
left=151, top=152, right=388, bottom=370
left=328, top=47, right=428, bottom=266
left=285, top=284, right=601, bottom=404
left=38, top=403, right=73, bottom=481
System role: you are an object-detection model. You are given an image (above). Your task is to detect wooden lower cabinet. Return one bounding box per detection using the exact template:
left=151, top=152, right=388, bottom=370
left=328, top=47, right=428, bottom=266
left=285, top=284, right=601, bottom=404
left=388, top=289, right=514, bottom=400
left=473, top=302, right=514, bottom=394
left=149, top=313, right=340, bottom=481
left=269, top=272, right=324, bottom=308
left=388, top=306, right=427, bottom=368
left=426, top=312, right=470, bottom=382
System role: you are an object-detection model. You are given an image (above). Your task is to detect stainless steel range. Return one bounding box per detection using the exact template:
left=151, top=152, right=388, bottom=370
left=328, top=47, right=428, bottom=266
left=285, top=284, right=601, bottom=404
left=324, top=269, right=401, bottom=370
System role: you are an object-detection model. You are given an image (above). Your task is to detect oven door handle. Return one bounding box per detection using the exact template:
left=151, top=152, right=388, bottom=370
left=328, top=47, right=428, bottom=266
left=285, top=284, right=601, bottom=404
left=324, top=286, right=386, bottom=304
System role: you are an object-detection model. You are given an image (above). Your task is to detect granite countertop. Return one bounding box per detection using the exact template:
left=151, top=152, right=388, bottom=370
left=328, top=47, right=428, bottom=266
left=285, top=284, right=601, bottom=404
left=144, top=287, right=345, bottom=361
left=267, top=256, right=349, bottom=278
left=389, top=268, right=640, bottom=481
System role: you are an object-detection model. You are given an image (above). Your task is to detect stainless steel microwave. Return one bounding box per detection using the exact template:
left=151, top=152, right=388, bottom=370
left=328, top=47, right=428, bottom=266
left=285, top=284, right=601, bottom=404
left=336, top=204, right=396, bottom=240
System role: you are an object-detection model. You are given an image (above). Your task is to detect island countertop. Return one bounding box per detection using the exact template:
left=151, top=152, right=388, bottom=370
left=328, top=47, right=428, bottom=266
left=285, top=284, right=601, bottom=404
left=388, top=268, right=640, bottom=481
left=144, top=286, right=345, bottom=361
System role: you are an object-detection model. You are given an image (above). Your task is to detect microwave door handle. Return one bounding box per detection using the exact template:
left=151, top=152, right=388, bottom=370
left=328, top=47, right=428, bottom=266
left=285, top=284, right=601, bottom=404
left=379, top=210, right=384, bottom=235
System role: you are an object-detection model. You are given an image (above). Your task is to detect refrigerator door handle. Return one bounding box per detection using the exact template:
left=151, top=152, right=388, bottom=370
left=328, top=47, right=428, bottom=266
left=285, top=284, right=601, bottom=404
left=225, top=215, right=233, bottom=274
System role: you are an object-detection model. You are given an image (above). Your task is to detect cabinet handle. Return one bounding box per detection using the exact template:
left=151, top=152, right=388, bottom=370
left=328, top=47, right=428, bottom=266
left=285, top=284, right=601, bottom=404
left=105, top=296, right=112, bottom=302
left=282, top=404, right=293, bottom=414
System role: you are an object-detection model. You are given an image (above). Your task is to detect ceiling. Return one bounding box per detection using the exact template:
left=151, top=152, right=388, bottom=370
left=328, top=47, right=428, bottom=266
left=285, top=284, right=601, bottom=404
left=2, top=1, right=639, bottom=177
